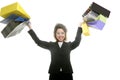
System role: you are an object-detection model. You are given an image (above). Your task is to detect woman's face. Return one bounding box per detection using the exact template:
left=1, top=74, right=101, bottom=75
left=56, top=28, right=65, bottom=42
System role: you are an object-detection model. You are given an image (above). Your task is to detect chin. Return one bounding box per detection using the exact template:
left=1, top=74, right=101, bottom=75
left=57, top=40, right=64, bottom=42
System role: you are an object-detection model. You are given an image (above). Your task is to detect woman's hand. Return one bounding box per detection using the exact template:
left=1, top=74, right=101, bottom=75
left=26, top=20, right=32, bottom=29
left=79, top=21, right=84, bottom=28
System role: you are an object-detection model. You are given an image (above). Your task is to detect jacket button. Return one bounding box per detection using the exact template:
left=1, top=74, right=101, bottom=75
left=60, top=68, right=62, bottom=71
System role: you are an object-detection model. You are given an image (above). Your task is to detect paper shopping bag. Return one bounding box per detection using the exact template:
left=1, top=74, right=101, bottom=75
left=95, top=14, right=107, bottom=23
left=90, top=2, right=110, bottom=18
left=83, top=10, right=99, bottom=22
left=81, top=22, right=90, bottom=36
left=87, top=20, right=105, bottom=30
left=1, top=20, right=27, bottom=38
left=0, top=2, right=30, bottom=19
left=0, top=14, right=18, bottom=24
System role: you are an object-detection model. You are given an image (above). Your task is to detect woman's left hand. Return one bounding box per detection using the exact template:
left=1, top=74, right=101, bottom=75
left=79, top=22, right=84, bottom=28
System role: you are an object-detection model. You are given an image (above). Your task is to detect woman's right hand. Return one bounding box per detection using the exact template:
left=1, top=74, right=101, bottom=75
left=26, top=20, right=32, bottom=29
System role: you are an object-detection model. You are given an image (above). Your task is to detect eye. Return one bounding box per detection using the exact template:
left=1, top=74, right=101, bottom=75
left=56, top=32, right=60, bottom=35
left=61, top=32, right=65, bottom=35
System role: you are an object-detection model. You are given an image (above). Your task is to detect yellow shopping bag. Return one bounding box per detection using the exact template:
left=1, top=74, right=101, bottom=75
left=82, top=22, right=90, bottom=36
left=0, top=2, right=30, bottom=19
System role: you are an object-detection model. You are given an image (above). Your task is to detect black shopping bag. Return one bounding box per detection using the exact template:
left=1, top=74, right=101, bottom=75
left=82, top=2, right=110, bottom=18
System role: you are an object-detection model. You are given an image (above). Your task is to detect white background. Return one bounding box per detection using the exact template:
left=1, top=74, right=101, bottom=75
left=0, top=0, right=120, bottom=80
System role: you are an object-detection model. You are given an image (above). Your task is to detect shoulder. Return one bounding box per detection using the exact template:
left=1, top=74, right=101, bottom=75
left=64, top=41, right=72, bottom=45
left=49, top=41, right=57, bottom=45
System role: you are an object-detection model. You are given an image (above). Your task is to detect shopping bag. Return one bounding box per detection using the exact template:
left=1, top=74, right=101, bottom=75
left=0, top=14, right=18, bottom=24
left=1, top=20, right=27, bottom=38
left=87, top=20, right=105, bottom=30
left=87, top=14, right=107, bottom=30
left=83, top=2, right=111, bottom=18
left=0, top=2, right=30, bottom=19
left=95, top=14, right=107, bottom=23
left=81, top=22, right=90, bottom=36
left=83, top=10, right=99, bottom=22
left=0, top=14, right=28, bottom=29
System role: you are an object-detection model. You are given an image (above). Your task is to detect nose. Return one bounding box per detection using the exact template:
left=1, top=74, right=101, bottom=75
left=59, top=33, right=63, bottom=36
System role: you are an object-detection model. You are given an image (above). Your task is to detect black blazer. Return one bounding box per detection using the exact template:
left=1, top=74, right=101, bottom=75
left=28, top=27, right=82, bottom=74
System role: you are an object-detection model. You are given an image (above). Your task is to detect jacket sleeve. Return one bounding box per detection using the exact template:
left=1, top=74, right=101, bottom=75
left=28, top=29, right=51, bottom=50
left=70, top=27, right=82, bottom=50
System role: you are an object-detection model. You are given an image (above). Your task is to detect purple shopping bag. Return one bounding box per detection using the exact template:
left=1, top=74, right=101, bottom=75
left=87, top=20, right=105, bottom=30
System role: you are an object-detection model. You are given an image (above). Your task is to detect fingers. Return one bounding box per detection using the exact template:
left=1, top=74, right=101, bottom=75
left=26, top=20, right=32, bottom=29
left=26, top=20, right=31, bottom=26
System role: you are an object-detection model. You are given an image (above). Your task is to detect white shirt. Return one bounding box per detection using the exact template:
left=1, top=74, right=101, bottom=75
left=58, top=42, right=63, bottom=48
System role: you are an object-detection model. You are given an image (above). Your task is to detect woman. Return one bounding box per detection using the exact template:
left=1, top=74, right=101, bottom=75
left=27, top=22, right=82, bottom=80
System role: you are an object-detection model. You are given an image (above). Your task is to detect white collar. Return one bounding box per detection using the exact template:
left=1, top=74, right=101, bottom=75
left=58, top=42, right=63, bottom=48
